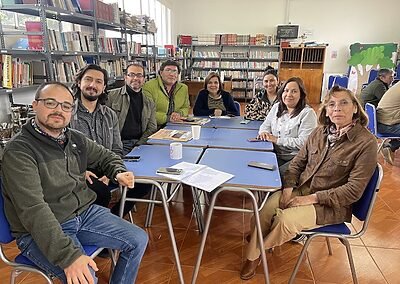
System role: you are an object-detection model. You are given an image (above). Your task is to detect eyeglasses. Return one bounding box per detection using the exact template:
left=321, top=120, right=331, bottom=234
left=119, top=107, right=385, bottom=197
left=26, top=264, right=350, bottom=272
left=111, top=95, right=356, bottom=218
left=126, top=73, right=144, bottom=78
left=36, top=98, right=75, bottom=112
left=326, top=100, right=352, bottom=109
left=163, top=68, right=179, bottom=74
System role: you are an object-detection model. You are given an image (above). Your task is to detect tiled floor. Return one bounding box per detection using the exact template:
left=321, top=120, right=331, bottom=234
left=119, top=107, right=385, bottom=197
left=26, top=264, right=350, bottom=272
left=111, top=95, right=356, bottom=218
left=1, top=152, right=399, bottom=284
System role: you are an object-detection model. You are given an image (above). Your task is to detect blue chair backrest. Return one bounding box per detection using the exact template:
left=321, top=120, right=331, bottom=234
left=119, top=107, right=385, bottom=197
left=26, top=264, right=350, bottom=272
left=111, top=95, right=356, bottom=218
left=0, top=177, right=14, bottom=244
left=365, top=103, right=378, bottom=136
left=234, top=101, right=240, bottom=114
left=328, top=75, right=349, bottom=89
left=368, top=69, right=378, bottom=84
left=352, top=165, right=381, bottom=221
left=395, top=65, right=400, bottom=80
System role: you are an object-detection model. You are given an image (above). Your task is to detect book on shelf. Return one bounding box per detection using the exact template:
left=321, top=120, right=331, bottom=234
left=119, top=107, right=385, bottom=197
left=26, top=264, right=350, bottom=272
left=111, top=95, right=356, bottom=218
left=25, top=21, right=43, bottom=50
left=149, top=129, right=192, bottom=142
left=156, top=161, right=234, bottom=192
left=99, top=58, right=124, bottom=78
left=2, top=55, right=12, bottom=88
left=52, top=56, right=87, bottom=83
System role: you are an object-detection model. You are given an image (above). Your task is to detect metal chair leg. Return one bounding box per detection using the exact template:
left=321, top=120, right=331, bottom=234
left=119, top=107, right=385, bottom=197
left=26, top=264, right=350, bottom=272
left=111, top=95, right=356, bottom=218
left=325, top=237, right=333, bottom=255
left=341, top=237, right=358, bottom=284
left=128, top=210, right=134, bottom=224
left=191, top=187, right=270, bottom=284
left=289, top=234, right=316, bottom=284
left=144, top=185, right=157, bottom=227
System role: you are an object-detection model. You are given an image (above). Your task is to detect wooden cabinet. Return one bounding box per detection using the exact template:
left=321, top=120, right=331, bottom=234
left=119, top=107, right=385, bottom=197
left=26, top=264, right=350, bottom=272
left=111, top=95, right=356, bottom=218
left=279, top=47, right=326, bottom=104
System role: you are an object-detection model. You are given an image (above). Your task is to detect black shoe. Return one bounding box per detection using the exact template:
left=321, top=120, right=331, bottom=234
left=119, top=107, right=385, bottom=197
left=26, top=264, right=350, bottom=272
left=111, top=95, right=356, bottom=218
left=291, top=234, right=306, bottom=243
left=97, top=249, right=110, bottom=259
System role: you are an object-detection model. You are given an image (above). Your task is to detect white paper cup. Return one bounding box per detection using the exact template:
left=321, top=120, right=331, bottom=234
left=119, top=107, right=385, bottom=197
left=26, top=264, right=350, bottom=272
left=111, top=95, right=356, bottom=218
left=170, top=142, right=183, bottom=159
left=191, top=125, right=201, bottom=140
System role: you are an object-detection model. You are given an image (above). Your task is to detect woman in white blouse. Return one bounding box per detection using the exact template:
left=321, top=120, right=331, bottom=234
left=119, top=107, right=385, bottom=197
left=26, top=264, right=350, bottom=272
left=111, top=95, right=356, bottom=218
left=258, top=77, right=317, bottom=176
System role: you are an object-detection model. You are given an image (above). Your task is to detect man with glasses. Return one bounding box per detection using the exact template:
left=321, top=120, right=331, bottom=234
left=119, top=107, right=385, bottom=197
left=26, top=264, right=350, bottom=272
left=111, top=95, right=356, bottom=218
left=69, top=64, right=125, bottom=214
left=142, top=59, right=190, bottom=127
left=1, top=82, right=148, bottom=284
left=107, top=62, right=156, bottom=155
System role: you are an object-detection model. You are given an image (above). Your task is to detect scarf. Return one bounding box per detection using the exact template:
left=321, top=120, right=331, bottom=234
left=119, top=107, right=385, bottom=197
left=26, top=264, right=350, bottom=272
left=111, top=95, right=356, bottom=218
left=327, top=120, right=357, bottom=146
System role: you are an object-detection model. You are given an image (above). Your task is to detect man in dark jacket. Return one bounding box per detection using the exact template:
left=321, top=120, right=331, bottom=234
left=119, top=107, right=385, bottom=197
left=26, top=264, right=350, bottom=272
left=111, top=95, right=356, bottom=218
left=1, top=82, right=147, bottom=284
left=360, top=68, right=393, bottom=107
left=69, top=64, right=123, bottom=210
left=107, top=62, right=156, bottom=155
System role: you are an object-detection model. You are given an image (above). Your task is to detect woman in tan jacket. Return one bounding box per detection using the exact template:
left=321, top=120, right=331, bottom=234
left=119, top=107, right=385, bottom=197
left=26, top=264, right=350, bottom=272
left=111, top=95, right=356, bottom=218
left=241, top=86, right=378, bottom=280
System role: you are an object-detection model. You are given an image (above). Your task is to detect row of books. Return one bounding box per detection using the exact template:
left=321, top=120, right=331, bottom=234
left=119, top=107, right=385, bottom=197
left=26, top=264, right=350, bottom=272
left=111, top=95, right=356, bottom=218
left=98, top=37, right=126, bottom=54
left=178, top=34, right=278, bottom=46
left=193, top=61, right=276, bottom=70
left=193, top=51, right=219, bottom=58
left=220, top=52, right=247, bottom=58
left=5, top=0, right=121, bottom=23
left=0, top=55, right=41, bottom=88
left=53, top=56, right=87, bottom=82
left=249, top=51, right=280, bottom=59
left=125, top=14, right=157, bottom=33
left=48, top=30, right=95, bottom=52
left=128, top=42, right=142, bottom=55
left=99, top=58, right=125, bottom=78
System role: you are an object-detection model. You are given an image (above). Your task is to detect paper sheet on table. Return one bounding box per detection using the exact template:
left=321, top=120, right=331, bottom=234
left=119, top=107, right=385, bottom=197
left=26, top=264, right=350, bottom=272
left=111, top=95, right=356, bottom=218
left=156, top=161, right=234, bottom=192
left=209, top=115, right=232, bottom=119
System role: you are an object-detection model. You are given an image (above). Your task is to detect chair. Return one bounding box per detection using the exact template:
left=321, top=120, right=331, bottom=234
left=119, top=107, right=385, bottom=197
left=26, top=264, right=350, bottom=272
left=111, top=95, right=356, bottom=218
left=234, top=101, right=241, bottom=115
left=0, top=178, right=105, bottom=284
left=289, top=164, right=383, bottom=284
left=328, top=75, right=349, bottom=89
left=364, top=103, right=400, bottom=153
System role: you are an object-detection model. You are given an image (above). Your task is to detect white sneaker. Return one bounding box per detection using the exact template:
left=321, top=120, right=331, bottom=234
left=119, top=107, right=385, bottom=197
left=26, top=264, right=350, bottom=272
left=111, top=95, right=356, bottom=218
left=381, top=147, right=394, bottom=165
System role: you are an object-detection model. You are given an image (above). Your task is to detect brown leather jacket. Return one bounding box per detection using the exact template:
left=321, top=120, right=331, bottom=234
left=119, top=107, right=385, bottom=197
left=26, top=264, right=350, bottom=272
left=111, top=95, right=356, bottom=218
left=284, top=123, right=378, bottom=225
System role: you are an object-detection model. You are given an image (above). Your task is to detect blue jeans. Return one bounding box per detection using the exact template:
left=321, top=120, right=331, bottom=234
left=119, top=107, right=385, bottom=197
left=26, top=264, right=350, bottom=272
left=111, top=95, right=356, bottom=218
left=377, top=123, right=400, bottom=151
left=16, top=205, right=148, bottom=284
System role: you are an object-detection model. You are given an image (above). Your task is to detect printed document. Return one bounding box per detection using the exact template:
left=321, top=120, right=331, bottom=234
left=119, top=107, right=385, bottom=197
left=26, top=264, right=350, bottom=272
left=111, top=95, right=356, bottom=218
left=156, top=161, right=234, bottom=192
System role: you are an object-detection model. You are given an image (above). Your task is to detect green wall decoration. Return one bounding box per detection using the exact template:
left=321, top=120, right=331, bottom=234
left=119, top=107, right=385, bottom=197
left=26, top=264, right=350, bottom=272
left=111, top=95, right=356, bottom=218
left=347, top=42, right=397, bottom=96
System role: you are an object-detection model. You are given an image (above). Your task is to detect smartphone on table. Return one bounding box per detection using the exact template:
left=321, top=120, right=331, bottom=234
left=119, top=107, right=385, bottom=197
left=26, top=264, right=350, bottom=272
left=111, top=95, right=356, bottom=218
left=156, top=167, right=183, bottom=175
left=247, top=138, right=264, bottom=142
left=123, top=155, right=141, bottom=162
left=247, top=161, right=275, bottom=171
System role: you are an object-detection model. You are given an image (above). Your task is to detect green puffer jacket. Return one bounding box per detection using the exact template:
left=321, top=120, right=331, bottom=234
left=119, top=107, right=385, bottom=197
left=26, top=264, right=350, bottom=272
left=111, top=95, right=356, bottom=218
left=1, top=119, right=126, bottom=269
left=142, top=76, right=190, bottom=126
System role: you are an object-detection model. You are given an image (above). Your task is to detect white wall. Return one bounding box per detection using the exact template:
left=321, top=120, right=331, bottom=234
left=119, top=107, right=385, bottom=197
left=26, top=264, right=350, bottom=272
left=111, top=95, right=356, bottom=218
left=172, top=0, right=400, bottom=74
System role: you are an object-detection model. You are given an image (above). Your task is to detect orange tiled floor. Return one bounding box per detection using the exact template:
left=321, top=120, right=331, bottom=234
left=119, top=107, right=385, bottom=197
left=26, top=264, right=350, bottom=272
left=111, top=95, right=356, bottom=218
left=1, top=156, right=400, bottom=284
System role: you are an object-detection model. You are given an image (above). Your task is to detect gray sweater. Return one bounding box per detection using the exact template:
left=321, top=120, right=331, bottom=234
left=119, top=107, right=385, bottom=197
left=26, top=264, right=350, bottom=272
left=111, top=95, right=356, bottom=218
left=1, top=118, right=126, bottom=268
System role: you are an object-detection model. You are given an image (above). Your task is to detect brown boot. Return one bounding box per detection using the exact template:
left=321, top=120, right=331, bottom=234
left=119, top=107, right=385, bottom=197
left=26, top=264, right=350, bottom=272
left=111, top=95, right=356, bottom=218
left=240, top=256, right=261, bottom=280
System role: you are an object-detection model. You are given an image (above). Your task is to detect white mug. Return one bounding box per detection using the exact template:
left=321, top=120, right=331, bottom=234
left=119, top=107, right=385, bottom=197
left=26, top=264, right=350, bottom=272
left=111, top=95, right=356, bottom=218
left=191, top=125, right=201, bottom=140
left=170, top=142, right=183, bottom=159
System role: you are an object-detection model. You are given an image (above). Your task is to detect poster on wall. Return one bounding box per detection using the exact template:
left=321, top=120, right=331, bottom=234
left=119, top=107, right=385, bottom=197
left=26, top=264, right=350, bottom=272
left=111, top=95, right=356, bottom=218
left=347, top=43, right=397, bottom=96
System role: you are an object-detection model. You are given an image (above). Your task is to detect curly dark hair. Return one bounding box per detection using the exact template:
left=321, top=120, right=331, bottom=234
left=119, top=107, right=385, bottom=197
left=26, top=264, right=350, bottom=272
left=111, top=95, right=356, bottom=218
left=71, top=64, right=109, bottom=104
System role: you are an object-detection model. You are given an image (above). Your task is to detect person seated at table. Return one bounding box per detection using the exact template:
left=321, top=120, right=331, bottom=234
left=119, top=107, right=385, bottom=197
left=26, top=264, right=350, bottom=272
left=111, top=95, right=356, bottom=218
left=240, top=86, right=378, bottom=280
left=193, top=72, right=240, bottom=117
left=142, top=60, right=190, bottom=127
left=244, top=68, right=279, bottom=120
left=257, top=77, right=317, bottom=176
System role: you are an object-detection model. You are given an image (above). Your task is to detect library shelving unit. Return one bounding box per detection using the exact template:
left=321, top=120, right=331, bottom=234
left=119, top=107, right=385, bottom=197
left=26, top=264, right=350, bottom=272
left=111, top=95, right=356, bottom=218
left=279, top=46, right=326, bottom=104
left=0, top=0, right=155, bottom=104
left=178, top=40, right=280, bottom=101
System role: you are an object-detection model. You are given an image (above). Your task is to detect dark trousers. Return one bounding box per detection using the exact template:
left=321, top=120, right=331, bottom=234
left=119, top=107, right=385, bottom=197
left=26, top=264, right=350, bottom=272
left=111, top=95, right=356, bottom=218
left=87, top=169, right=150, bottom=216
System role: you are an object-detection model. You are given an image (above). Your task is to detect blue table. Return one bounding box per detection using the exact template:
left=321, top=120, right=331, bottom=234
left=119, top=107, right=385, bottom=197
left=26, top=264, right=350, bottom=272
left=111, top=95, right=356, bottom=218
left=125, top=144, right=204, bottom=179
left=123, top=144, right=204, bottom=284
left=198, top=148, right=281, bottom=189
left=147, top=125, right=215, bottom=148
left=209, top=128, right=273, bottom=151
left=191, top=148, right=281, bottom=284
left=149, top=125, right=273, bottom=151
left=206, top=116, right=263, bottom=130
left=167, top=116, right=263, bottom=130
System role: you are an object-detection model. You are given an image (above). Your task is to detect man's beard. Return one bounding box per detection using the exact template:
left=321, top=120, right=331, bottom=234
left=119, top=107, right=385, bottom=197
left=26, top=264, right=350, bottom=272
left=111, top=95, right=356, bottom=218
left=81, top=89, right=101, bottom=101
